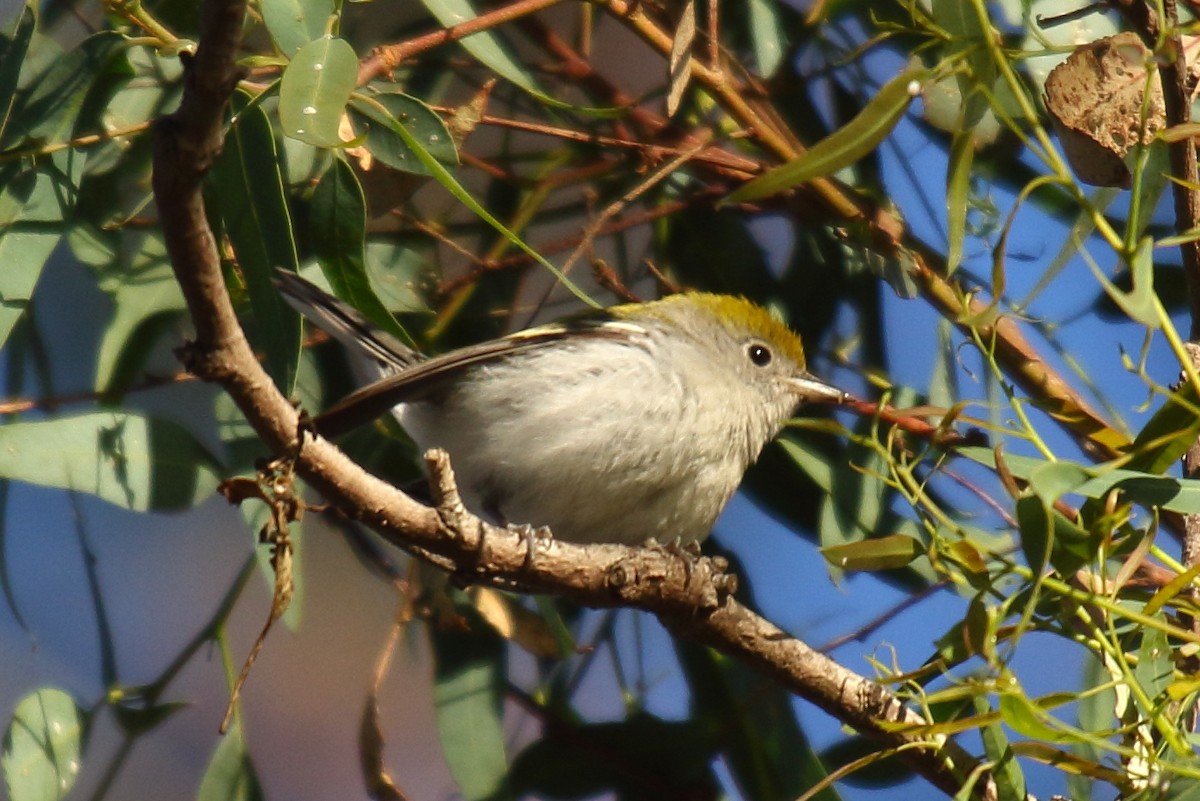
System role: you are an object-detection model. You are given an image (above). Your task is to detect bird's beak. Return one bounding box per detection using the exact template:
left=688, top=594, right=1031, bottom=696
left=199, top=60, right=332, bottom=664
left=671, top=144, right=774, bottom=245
left=788, top=372, right=848, bottom=405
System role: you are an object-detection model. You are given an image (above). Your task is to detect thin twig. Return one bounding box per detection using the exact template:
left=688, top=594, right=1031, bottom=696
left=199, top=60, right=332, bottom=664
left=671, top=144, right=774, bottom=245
left=356, top=0, right=564, bottom=85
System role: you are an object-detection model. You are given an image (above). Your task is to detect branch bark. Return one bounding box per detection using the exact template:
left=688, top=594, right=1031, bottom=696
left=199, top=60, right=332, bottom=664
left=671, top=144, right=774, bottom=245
left=152, top=1, right=1016, bottom=799
left=1150, top=0, right=1200, bottom=645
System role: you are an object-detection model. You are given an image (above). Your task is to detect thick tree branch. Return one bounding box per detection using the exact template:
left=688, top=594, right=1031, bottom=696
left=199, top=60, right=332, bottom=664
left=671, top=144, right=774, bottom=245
left=1149, top=0, right=1200, bottom=638
left=153, top=1, right=1014, bottom=799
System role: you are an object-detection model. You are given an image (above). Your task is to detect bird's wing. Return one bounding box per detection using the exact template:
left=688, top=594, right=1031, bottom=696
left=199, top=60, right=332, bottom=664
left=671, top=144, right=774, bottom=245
left=312, top=329, right=578, bottom=437
left=273, top=268, right=422, bottom=369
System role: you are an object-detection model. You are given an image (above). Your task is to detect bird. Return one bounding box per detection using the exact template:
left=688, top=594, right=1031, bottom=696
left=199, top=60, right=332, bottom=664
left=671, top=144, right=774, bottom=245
left=275, top=269, right=845, bottom=546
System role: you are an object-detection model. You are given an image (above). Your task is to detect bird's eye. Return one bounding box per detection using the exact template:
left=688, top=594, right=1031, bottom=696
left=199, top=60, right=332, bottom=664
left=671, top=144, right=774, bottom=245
left=747, top=342, right=772, bottom=367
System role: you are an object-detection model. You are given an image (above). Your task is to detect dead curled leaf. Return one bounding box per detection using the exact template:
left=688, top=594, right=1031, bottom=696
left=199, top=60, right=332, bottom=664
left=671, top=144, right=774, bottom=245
left=1044, top=31, right=1165, bottom=188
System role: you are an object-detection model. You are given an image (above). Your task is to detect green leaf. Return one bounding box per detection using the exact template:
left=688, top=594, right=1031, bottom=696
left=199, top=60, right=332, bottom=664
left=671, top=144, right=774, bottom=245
left=93, top=243, right=186, bottom=395
left=1027, top=461, right=1093, bottom=504
left=2, top=688, right=83, bottom=801
left=364, top=239, right=432, bottom=313
left=348, top=89, right=458, bottom=175
left=746, top=0, right=785, bottom=77
left=197, top=721, right=263, bottom=801
left=278, top=35, right=357, bottom=146
left=0, top=1, right=36, bottom=144
left=0, top=150, right=83, bottom=350
left=364, top=96, right=593, bottom=306
left=998, top=690, right=1070, bottom=744
left=974, top=696, right=1026, bottom=801
left=431, top=604, right=511, bottom=801
left=0, top=412, right=222, bottom=511
left=1084, top=235, right=1159, bottom=328
left=1135, top=627, right=1173, bottom=705
left=2, top=30, right=124, bottom=147
left=725, top=67, right=926, bottom=204
left=1014, top=495, right=1095, bottom=576
left=211, top=90, right=302, bottom=392
left=820, top=533, right=925, bottom=571
left=310, top=158, right=413, bottom=342
left=945, top=127, right=973, bottom=273
left=262, top=0, right=333, bottom=56
left=933, top=0, right=996, bottom=105
left=1125, top=382, right=1200, bottom=475
left=961, top=446, right=1200, bottom=516
left=418, top=0, right=552, bottom=105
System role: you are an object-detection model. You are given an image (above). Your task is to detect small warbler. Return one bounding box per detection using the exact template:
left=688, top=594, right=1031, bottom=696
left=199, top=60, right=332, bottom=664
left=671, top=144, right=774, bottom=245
left=276, top=270, right=845, bottom=546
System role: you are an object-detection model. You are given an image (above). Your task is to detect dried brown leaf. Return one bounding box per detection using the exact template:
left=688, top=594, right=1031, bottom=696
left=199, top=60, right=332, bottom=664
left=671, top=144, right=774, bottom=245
left=1044, top=31, right=1164, bottom=187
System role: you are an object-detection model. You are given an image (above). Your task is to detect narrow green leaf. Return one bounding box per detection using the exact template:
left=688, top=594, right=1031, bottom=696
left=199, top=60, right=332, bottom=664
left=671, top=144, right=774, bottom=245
left=0, top=412, right=221, bottom=511
left=0, top=481, right=28, bottom=635
left=418, top=0, right=552, bottom=106
left=431, top=604, right=511, bottom=801
left=746, top=0, right=785, bottom=77
left=1145, top=561, right=1200, bottom=616
left=262, top=0, right=333, bottom=56
left=725, top=67, right=926, bottom=203
left=310, top=158, right=412, bottom=343
left=961, top=446, right=1200, bottom=516
left=197, top=721, right=264, bottom=801
left=348, top=89, right=458, bottom=175
left=820, top=533, right=924, bottom=571
left=363, top=98, right=595, bottom=307
left=998, top=691, right=1071, bottom=744
left=1083, top=235, right=1159, bottom=328
left=974, top=696, right=1026, bottom=801
left=945, top=127, right=973, bottom=273
left=0, top=1, right=36, bottom=143
left=278, top=35, right=357, bottom=146
left=211, top=90, right=302, bottom=391
left=2, top=688, right=83, bottom=801
left=1125, top=382, right=1200, bottom=475
left=364, top=240, right=431, bottom=314
left=1014, top=495, right=1051, bottom=573
left=1135, top=627, right=1173, bottom=704
left=933, top=0, right=996, bottom=102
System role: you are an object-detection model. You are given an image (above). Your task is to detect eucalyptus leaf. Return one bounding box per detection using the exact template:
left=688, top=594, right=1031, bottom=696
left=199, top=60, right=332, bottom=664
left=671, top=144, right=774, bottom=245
left=0, top=0, right=36, bottom=144
left=820, top=533, right=925, bottom=572
left=278, top=35, right=357, bottom=147
left=211, top=90, right=302, bottom=392
left=3, top=30, right=124, bottom=146
left=262, top=0, right=333, bottom=56
left=431, top=604, right=511, bottom=801
left=310, top=158, right=408, bottom=338
left=2, top=688, right=84, bottom=801
left=726, top=67, right=926, bottom=203
left=418, top=0, right=553, bottom=106
left=197, top=721, right=263, bottom=801
left=94, top=251, right=185, bottom=395
left=961, top=446, right=1200, bottom=516
left=348, top=89, right=458, bottom=175
left=0, top=150, right=84, bottom=350
left=0, top=412, right=221, bottom=511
